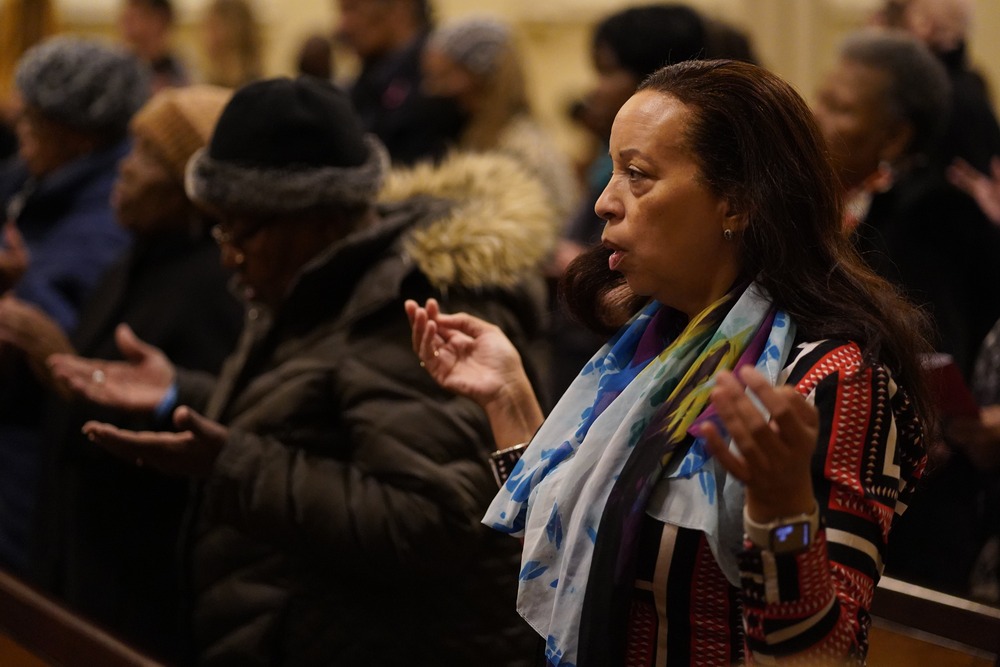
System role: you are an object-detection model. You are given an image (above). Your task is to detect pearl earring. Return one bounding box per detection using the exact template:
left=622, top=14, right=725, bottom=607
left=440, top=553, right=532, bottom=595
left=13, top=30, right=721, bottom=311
left=723, top=228, right=734, bottom=241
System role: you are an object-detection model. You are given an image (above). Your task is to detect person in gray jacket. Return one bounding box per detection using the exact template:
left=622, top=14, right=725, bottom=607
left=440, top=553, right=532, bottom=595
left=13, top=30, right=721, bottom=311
left=49, top=76, right=553, bottom=666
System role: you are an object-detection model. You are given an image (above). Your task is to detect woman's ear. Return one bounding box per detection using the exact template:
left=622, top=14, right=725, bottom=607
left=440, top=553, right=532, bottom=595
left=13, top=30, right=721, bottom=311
left=723, top=200, right=749, bottom=233
left=880, top=121, right=915, bottom=167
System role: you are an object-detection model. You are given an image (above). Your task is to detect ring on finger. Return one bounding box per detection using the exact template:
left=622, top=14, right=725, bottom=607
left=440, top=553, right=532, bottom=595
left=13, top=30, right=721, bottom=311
left=92, top=369, right=106, bottom=385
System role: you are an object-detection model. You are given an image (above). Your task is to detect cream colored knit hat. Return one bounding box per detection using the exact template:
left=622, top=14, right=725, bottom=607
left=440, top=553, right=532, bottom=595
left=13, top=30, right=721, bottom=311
left=130, top=84, right=233, bottom=181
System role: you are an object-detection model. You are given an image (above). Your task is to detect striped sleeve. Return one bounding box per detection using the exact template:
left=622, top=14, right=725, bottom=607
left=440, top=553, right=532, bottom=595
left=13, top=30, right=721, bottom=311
left=738, top=340, right=926, bottom=665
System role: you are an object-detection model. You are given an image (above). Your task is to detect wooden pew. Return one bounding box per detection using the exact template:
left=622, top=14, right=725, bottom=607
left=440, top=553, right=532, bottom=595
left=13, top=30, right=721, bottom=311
left=869, top=576, right=1000, bottom=666
left=0, top=569, right=164, bottom=667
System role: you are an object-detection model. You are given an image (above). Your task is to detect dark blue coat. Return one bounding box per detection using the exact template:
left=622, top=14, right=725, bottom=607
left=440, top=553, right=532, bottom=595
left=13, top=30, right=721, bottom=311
left=0, top=141, right=131, bottom=574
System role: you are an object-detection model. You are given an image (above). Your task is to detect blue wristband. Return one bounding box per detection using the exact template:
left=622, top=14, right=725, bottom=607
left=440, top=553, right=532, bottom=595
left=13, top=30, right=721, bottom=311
left=153, top=382, right=178, bottom=423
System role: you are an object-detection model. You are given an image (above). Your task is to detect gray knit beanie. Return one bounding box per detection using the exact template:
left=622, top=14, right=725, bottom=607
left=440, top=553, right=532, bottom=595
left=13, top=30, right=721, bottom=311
left=428, top=15, right=511, bottom=78
left=15, top=36, right=149, bottom=138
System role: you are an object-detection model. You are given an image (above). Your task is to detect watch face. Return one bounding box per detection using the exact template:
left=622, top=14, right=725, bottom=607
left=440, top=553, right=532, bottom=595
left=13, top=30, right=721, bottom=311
left=770, top=522, right=811, bottom=553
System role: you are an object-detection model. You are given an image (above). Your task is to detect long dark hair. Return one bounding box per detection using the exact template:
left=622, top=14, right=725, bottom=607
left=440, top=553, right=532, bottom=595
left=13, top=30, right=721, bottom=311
left=562, top=59, right=934, bottom=428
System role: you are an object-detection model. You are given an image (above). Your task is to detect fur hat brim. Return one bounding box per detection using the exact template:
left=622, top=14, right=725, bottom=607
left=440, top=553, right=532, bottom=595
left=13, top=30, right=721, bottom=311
left=185, top=135, right=389, bottom=215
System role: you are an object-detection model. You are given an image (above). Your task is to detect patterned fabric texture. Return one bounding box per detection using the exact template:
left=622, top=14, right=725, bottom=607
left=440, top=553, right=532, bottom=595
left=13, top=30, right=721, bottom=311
left=624, top=340, right=924, bottom=665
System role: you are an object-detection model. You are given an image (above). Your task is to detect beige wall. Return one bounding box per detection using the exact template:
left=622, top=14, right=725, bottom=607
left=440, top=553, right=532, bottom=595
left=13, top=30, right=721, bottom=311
left=56, top=0, right=1000, bottom=160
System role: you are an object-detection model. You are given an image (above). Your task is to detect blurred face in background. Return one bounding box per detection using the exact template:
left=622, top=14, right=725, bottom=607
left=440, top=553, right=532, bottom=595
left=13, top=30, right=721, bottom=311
left=336, top=0, right=404, bottom=60
left=119, top=0, right=171, bottom=60
left=421, top=47, right=477, bottom=110
left=576, top=41, right=640, bottom=141
left=14, top=100, right=96, bottom=178
left=813, top=58, right=906, bottom=191
left=112, top=134, right=188, bottom=235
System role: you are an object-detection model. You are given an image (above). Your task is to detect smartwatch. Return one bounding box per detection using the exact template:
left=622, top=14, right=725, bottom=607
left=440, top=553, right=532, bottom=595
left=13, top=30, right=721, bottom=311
left=743, top=505, right=820, bottom=554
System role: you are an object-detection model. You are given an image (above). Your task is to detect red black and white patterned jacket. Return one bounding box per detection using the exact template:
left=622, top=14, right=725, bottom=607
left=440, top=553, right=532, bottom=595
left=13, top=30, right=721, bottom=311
left=625, top=339, right=926, bottom=666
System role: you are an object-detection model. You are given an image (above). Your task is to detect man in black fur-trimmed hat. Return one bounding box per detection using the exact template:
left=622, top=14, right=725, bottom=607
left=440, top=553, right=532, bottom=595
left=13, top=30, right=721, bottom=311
left=50, top=75, right=553, bottom=665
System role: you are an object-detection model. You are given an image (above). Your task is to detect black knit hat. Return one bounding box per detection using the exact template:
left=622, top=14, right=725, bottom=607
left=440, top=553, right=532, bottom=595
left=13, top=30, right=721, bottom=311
left=593, top=4, right=707, bottom=79
left=186, top=76, right=388, bottom=215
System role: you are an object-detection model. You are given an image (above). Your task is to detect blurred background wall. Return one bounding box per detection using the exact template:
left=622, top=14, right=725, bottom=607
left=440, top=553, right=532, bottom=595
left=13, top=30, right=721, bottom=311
left=51, top=0, right=1000, bottom=164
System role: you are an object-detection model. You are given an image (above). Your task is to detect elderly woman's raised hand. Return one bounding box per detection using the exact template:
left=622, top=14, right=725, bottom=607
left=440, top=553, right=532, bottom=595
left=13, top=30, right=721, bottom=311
left=0, top=294, right=73, bottom=392
left=47, top=323, right=175, bottom=413
left=82, top=405, right=228, bottom=477
left=947, top=156, right=1000, bottom=225
left=405, top=298, right=544, bottom=448
left=702, top=366, right=819, bottom=521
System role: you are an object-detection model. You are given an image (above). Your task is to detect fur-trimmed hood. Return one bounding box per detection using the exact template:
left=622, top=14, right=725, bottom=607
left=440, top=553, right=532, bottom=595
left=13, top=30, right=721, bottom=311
left=380, top=151, right=559, bottom=290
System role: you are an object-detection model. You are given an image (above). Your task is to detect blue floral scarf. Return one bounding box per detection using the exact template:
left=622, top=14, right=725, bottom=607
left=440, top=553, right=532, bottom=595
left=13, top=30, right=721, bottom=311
left=483, top=282, right=796, bottom=666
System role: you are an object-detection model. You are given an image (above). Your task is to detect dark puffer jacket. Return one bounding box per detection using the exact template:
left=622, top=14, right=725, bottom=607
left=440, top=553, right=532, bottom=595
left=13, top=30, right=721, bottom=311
left=176, top=153, right=556, bottom=666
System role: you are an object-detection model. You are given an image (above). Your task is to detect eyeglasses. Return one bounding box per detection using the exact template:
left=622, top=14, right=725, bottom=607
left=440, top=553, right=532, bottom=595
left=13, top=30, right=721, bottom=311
left=210, top=217, right=274, bottom=249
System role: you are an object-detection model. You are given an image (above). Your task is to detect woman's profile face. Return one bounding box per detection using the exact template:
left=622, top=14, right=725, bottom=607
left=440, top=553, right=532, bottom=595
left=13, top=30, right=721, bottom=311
left=421, top=47, right=477, bottom=109
left=596, top=90, right=741, bottom=318
left=813, top=58, right=899, bottom=191
left=112, top=135, right=188, bottom=234
left=14, top=104, right=83, bottom=177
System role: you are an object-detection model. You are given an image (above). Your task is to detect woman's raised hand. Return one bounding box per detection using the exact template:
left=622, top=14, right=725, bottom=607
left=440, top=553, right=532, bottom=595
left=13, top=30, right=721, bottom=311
left=702, top=366, right=819, bottom=522
left=405, top=298, right=525, bottom=406
left=405, top=298, right=544, bottom=449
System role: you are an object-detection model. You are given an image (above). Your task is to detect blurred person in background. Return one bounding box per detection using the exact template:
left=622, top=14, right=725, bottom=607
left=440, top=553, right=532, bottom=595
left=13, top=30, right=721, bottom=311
left=815, top=28, right=1000, bottom=379
left=199, top=0, right=262, bottom=89
left=0, top=85, right=244, bottom=663
left=296, top=33, right=334, bottom=80
left=423, top=15, right=579, bottom=229
left=703, top=15, right=759, bottom=64
left=335, top=0, right=465, bottom=165
left=119, top=0, right=190, bottom=92
left=814, top=28, right=1000, bottom=597
left=547, top=3, right=709, bottom=401
left=0, top=36, right=144, bottom=575
left=0, top=0, right=60, bottom=160
left=50, top=76, right=551, bottom=666
left=894, top=0, right=1000, bottom=173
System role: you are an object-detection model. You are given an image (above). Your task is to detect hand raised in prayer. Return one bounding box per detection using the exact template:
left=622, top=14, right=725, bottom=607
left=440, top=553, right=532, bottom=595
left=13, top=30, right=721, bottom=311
left=701, top=366, right=819, bottom=521
left=947, top=156, right=1000, bottom=225
left=82, top=405, right=228, bottom=477
left=48, top=323, right=175, bottom=412
left=405, top=298, right=544, bottom=448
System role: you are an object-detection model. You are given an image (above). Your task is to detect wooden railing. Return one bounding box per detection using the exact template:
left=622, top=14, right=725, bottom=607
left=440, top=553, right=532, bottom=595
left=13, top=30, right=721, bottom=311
left=870, top=576, right=1000, bottom=666
left=0, top=569, right=164, bottom=667
left=4, top=566, right=999, bottom=666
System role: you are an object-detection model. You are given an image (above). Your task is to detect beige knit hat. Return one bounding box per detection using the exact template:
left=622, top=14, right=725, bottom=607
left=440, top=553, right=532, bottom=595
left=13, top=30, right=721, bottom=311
left=130, top=84, right=233, bottom=181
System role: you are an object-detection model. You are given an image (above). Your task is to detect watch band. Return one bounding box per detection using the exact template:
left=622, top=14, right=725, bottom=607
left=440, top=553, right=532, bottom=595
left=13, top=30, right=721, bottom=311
left=488, top=443, right=528, bottom=487
left=743, top=504, right=820, bottom=554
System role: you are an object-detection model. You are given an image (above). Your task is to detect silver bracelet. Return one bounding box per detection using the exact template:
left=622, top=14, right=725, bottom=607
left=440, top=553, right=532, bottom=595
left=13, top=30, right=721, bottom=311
left=488, top=443, right=528, bottom=487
